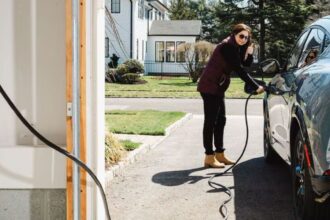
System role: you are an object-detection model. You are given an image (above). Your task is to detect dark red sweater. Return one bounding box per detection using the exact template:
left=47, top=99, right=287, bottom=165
left=197, top=35, right=260, bottom=96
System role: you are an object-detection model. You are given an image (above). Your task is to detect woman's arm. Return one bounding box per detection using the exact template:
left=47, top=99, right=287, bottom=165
left=221, top=43, right=259, bottom=91
left=242, top=54, right=253, bottom=66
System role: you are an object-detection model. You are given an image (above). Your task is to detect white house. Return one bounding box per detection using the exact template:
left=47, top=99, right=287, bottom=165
left=105, top=0, right=201, bottom=75
left=146, top=20, right=202, bottom=75
left=0, top=0, right=106, bottom=219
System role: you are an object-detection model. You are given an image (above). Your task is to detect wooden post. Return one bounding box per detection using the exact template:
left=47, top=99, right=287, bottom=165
left=66, top=0, right=86, bottom=219
left=79, top=0, right=87, bottom=219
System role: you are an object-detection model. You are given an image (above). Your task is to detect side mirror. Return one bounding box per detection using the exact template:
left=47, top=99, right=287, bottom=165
left=259, top=59, right=280, bottom=75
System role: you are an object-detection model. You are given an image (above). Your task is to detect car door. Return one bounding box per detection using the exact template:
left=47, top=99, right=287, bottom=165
left=292, top=28, right=327, bottom=169
left=267, top=30, right=310, bottom=161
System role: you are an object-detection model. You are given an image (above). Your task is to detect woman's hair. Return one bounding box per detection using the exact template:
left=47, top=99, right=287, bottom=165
left=232, top=23, right=252, bottom=46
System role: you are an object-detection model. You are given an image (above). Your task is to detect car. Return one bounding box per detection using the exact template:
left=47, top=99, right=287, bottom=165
left=261, top=16, right=330, bottom=220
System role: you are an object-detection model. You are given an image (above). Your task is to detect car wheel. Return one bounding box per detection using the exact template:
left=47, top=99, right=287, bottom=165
left=292, top=132, right=330, bottom=220
left=263, top=109, right=278, bottom=163
left=292, top=131, right=313, bottom=220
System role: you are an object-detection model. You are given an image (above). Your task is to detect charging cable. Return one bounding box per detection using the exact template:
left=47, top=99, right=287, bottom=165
left=0, top=85, right=111, bottom=220
left=208, top=81, right=287, bottom=219
left=208, top=93, right=253, bottom=219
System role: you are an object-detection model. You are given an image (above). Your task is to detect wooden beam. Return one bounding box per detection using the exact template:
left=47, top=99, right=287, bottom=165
left=66, top=0, right=73, bottom=219
left=79, top=0, right=87, bottom=219
left=66, top=0, right=87, bottom=219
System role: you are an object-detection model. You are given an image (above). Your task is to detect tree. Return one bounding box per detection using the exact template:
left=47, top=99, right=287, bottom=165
left=171, top=0, right=314, bottom=64
left=212, top=0, right=312, bottom=64
left=169, top=0, right=197, bottom=20
left=177, top=41, right=215, bottom=83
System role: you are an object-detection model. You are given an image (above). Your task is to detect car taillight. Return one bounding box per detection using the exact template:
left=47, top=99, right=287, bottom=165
left=304, top=144, right=311, bottom=167
left=323, top=170, right=330, bottom=176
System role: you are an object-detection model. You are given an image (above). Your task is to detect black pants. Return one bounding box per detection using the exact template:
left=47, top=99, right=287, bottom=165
left=201, top=93, right=226, bottom=155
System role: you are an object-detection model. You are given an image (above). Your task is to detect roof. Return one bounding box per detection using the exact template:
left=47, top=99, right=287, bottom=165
left=149, top=20, right=202, bottom=36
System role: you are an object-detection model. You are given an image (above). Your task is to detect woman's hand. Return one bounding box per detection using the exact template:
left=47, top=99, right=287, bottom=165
left=245, top=43, right=254, bottom=60
left=246, top=43, right=254, bottom=55
left=256, top=85, right=265, bottom=94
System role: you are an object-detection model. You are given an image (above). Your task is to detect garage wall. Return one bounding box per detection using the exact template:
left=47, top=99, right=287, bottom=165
left=0, top=0, right=66, bottom=218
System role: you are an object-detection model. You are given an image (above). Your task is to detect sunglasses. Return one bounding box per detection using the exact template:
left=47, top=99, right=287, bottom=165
left=238, top=34, right=249, bottom=40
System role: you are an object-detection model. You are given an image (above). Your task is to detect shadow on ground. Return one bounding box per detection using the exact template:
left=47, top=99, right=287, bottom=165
left=152, top=167, right=208, bottom=186
left=152, top=157, right=294, bottom=219
left=233, top=157, right=293, bottom=219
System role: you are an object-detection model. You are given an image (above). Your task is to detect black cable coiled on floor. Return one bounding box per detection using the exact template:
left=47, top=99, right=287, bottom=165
left=0, top=85, right=111, bottom=220
left=208, top=93, right=253, bottom=220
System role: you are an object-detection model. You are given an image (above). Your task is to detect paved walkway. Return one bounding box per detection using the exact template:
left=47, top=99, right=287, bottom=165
left=105, top=98, right=293, bottom=220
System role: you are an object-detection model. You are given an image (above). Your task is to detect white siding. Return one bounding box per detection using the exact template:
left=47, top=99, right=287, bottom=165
left=105, top=0, right=132, bottom=64
left=134, top=1, right=148, bottom=63
left=105, top=0, right=169, bottom=66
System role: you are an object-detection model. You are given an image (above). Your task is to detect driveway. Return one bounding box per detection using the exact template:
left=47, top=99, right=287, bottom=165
left=106, top=98, right=293, bottom=220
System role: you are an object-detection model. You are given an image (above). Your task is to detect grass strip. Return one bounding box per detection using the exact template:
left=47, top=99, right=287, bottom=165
left=105, top=110, right=186, bottom=135
left=105, top=76, right=269, bottom=98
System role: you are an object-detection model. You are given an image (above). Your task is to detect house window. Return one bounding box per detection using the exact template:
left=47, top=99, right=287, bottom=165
left=176, top=41, right=185, bottom=62
left=111, top=0, right=120, bottom=13
left=149, top=10, right=153, bottom=20
left=137, top=39, right=139, bottom=60
left=155, top=41, right=164, bottom=62
left=105, top=37, right=110, bottom=58
left=144, top=8, right=149, bottom=19
left=166, top=42, right=175, bottom=62
left=138, top=0, right=144, bottom=19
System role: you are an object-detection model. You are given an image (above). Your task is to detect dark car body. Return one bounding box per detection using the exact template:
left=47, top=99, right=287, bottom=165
left=263, top=16, right=330, bottom=219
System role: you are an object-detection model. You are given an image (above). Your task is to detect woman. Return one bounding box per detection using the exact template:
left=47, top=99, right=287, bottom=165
left=197, top=23, right=264, bottom=168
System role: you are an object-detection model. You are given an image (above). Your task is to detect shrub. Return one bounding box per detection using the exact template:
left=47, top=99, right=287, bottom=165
left=105, top=68, right=117, bottom=83
left=105, top=132, right=126, bottom=165
left=110, top=59, right=144, bottom=84
left=108, top=54, right=120, bottom=68
left=122, top=73, right=141, bottom=84
left=123, top=59, right=144, bottom=74
left=116, top=64, right=129, bottom=76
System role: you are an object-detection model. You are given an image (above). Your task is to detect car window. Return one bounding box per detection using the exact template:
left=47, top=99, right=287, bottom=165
left=297, top=28, right=325, bottom=68
left=286, top=30, right=310, bottom=71
left=323, top=39, right=330, bottom=58
left=323, top=34, right=330, bottom=51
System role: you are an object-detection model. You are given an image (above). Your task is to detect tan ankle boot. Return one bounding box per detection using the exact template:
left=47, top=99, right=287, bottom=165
left=204, top=155, right=225, bottom=168
left=215, top=152, right=235, bottom=165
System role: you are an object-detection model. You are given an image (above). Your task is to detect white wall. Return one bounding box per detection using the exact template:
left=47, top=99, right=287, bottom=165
left=134, top=1, right=148, bottom=63
left=105, top=0, right=131, bottom=64
left=105, top=0, right=164, bottom=65
left=0, top=0, right=66, bottom=188
left=0, top=1, right=106, bottom=218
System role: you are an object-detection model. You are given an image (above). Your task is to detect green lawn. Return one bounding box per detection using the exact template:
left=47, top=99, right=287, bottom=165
left=105, top=76, right=268, bottom=98
left=120, top=140, right=141, bottom=151
left=105, top=110, right=186, bottom=135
